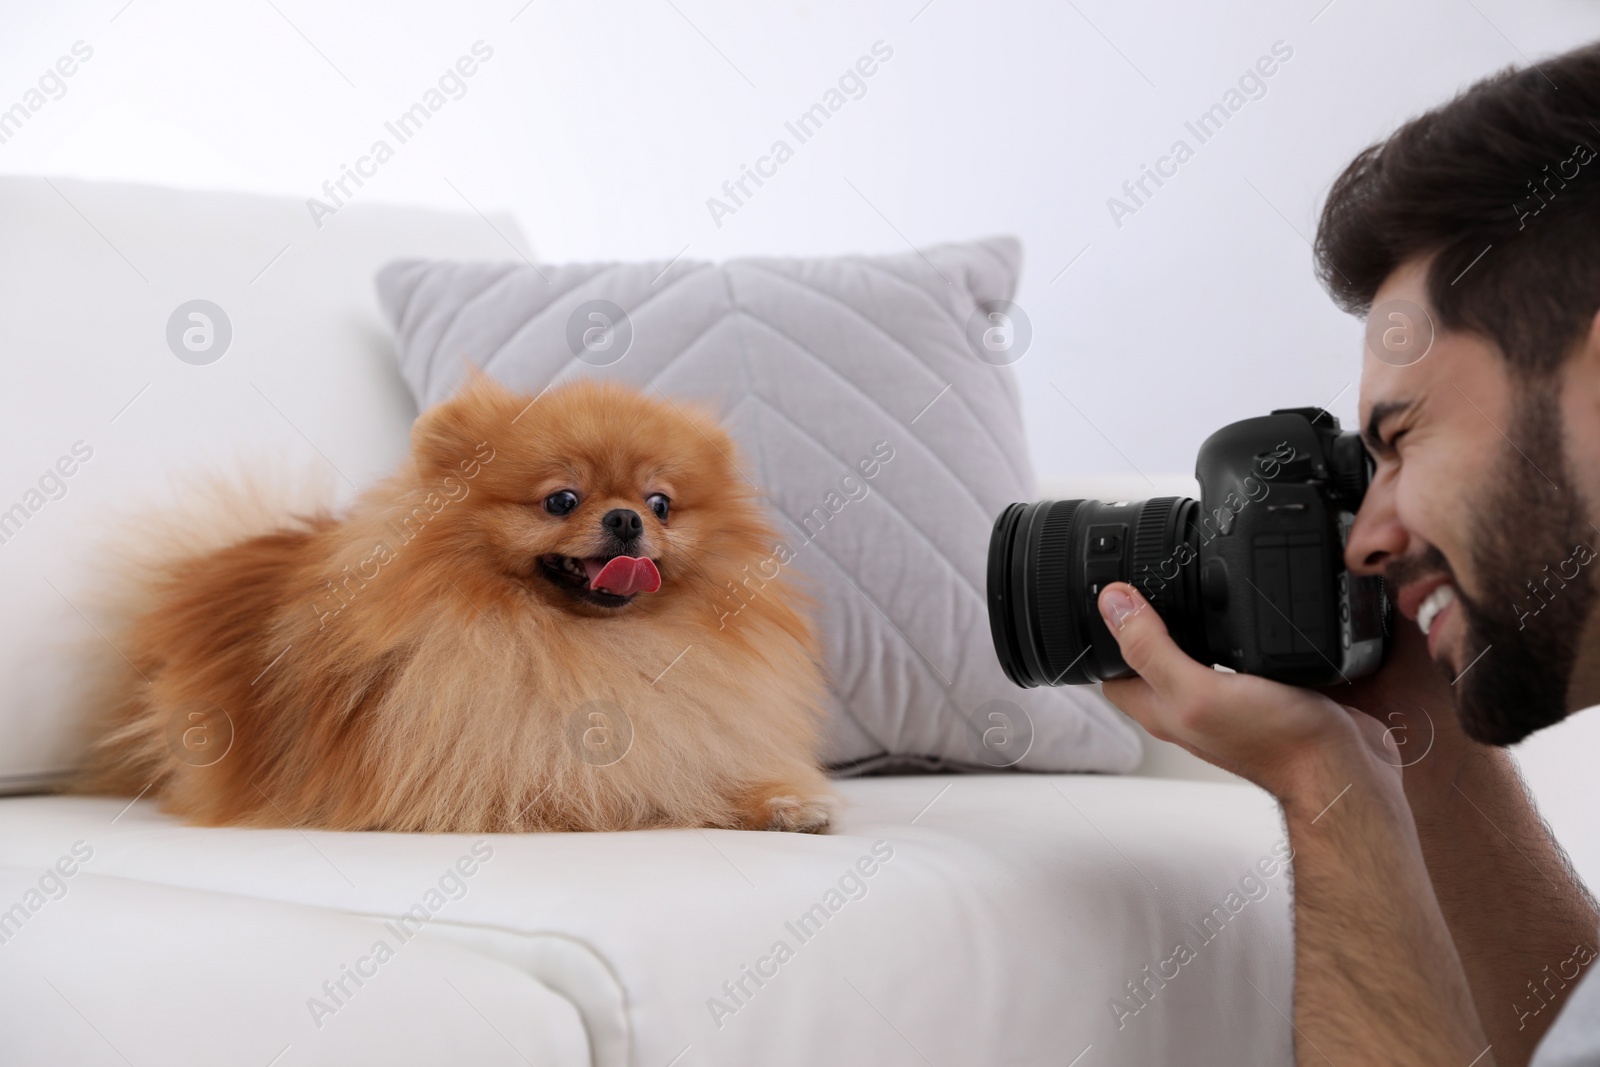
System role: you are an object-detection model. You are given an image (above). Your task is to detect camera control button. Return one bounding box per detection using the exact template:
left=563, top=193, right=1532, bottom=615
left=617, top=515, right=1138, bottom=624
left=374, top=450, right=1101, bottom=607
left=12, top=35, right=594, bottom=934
left=1086, top=561, right=1121, bottom=598
left=1092, top=533, right=1120, bottom=554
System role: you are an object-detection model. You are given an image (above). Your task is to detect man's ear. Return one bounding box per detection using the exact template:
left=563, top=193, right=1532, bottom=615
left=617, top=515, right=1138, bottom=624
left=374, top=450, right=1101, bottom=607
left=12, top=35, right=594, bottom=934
left=411, top=372, right=519, bottom=477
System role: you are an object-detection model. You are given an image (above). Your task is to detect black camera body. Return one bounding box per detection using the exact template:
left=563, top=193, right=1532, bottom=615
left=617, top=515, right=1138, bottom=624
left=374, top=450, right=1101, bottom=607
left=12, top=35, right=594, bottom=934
left=987, top=407, right=1390, bottom=688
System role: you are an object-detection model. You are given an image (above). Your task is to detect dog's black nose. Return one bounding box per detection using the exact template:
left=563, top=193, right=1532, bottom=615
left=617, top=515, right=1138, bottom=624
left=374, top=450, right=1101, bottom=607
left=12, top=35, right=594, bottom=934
left=602, top=508, right=643, bottom=542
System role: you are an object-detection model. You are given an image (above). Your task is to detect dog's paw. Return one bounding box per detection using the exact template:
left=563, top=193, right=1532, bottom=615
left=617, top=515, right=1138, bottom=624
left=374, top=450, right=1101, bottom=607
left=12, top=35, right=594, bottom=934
left=760, top=793, right=836, bottom=834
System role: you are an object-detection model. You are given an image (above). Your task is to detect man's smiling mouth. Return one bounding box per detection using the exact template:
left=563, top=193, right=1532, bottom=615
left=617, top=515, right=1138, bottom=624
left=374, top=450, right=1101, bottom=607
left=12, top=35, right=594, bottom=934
left=1417, top=582, right=1457, bottom=637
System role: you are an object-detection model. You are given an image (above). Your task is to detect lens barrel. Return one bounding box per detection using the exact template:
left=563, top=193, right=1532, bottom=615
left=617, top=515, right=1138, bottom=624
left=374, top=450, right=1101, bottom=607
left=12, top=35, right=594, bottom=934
left=987, top=497, right=1206, bottom=687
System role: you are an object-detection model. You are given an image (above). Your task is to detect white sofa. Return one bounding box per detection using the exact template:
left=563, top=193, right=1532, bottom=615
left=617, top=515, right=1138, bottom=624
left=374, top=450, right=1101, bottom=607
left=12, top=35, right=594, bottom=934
left=0, top=177, right=1293, bottom=1066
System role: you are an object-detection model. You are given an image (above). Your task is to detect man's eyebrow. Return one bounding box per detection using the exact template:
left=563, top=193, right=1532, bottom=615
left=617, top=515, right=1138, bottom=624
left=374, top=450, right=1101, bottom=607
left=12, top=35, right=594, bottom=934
left=1362, top=399, right=1414, bottom=455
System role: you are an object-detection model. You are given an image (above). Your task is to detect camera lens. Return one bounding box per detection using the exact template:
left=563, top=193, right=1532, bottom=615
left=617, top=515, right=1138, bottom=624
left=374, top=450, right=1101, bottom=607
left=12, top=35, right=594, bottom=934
left=986, top=497, right=1208, bottom=686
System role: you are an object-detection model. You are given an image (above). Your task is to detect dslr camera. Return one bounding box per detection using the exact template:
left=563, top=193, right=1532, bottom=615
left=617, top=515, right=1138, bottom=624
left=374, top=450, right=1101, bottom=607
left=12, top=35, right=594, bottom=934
left=987, top=407, right=1391, bottom=687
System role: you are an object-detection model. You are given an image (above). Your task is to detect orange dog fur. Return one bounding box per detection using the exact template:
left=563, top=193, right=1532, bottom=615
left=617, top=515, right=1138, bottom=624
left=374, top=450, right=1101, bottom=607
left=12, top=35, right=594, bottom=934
left=78, top=377, right=836, bottom=833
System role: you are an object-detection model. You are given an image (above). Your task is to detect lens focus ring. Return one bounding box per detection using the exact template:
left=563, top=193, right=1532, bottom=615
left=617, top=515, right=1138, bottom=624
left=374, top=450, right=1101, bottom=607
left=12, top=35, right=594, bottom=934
left=1131, top=497, right=1182, bottom=616
left=1033, top=500, right=1088, bottom=685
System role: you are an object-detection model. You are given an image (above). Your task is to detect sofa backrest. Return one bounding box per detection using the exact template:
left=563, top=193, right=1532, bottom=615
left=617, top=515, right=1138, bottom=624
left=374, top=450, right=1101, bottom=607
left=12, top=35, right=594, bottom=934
left=0, top=176, right=528, bottom=790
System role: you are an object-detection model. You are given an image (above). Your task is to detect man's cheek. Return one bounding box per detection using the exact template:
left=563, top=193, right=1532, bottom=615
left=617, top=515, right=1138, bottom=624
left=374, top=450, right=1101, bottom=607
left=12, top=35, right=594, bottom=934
left=1401, top=464, right=1461, bottom=574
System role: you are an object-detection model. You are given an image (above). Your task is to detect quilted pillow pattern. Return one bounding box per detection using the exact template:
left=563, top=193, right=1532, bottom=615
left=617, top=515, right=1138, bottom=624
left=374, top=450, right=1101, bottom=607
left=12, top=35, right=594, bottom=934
left=375, top=238, right=1140, bottom=774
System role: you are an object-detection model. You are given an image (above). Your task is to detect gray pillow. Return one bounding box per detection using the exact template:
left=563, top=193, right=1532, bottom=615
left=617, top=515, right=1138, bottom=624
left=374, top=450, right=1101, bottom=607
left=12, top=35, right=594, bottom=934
left=376, top=238, right=1141, bottom=774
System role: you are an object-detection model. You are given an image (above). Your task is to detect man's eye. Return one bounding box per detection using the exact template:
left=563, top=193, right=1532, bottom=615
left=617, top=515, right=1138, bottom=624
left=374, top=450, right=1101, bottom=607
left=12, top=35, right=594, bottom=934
left=544, top=490, right=579, bottom=516
left=646, top=493, right=670, bottom=522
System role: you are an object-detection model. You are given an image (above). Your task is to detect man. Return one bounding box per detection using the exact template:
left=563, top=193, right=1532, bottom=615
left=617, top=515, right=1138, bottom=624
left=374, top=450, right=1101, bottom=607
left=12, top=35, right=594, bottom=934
left=1096, top=42, right=1600, bottom=1066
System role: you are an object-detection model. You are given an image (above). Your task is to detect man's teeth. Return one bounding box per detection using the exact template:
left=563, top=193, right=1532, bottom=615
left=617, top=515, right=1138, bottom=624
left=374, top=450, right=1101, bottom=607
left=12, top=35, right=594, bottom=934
left=1417, top=583, right=1457, bottom=636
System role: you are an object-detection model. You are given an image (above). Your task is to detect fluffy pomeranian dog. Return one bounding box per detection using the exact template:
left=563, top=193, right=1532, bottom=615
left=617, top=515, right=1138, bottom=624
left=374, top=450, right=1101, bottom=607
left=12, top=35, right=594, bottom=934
left=79, top=376, right=836, bottom=834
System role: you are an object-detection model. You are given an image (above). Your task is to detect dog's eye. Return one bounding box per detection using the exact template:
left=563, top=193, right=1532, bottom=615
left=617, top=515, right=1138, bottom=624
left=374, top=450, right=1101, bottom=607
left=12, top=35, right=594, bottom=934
left=544, top=490, right=579, bottom=516
left=646, top=493, right=670, bottom=523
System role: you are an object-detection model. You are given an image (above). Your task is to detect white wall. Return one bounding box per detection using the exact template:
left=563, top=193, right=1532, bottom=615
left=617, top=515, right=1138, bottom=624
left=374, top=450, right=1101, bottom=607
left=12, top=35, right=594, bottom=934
left=9, top=0, right=1600, bottom=476
left=5, top=0, right=1600, bottom=877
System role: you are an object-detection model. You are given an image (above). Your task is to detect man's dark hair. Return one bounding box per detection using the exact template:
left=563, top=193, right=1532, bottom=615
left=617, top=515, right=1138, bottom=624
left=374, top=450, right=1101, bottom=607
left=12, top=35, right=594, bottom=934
left=1315, top=41, right=1600, bottom=375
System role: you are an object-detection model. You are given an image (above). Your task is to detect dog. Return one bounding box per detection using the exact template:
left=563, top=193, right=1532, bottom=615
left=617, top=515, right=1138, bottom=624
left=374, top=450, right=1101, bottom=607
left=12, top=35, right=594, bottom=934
left=79, top=376, right=837, bottom=833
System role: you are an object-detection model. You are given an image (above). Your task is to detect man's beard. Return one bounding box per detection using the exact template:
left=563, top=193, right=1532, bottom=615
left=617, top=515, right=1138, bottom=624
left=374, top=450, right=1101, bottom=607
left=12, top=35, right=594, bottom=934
left=1439, top=382, right=1597, bottom=745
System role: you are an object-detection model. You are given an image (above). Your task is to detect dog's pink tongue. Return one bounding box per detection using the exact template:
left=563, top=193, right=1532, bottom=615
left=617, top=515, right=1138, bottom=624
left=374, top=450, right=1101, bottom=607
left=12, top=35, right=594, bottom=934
left=582, top=556, right=661, bottom=596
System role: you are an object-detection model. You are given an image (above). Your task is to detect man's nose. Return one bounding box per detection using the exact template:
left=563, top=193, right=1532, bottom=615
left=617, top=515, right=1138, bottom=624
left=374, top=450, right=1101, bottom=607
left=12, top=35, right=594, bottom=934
left=1345, top=473, right=1407, bottom=576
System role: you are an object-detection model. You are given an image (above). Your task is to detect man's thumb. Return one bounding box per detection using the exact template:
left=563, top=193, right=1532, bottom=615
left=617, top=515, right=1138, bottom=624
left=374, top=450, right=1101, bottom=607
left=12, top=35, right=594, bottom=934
left=1098, top=582, right=1169, bottom=674
left=1100, top=582, right=1223, bottom=702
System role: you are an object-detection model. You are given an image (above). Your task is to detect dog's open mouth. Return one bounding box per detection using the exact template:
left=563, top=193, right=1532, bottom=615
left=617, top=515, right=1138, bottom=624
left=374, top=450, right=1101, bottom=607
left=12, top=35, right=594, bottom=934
left=539, top=553, right=662, bottom=607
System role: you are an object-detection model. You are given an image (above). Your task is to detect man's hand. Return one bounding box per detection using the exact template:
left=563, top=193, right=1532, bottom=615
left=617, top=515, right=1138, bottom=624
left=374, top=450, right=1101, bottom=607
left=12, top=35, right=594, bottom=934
left=1095, top=581, right=1401, bottom=815
left=1316, top=602, right=1474, bottom=803
left=1096, top=580, right=1496, bottom=1065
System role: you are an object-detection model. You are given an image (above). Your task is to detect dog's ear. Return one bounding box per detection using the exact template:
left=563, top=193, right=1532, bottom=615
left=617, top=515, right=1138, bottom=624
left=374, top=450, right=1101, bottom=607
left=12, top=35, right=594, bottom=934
left=411, top=371, right=522, bottom=477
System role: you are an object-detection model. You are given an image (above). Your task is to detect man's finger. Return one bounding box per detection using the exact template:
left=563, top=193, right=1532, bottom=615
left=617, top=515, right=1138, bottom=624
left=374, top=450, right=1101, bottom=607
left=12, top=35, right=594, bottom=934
left=1097, top=581, right=1222, bottom=709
